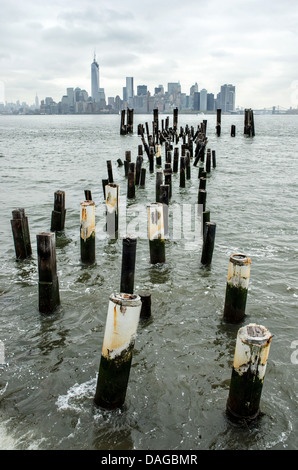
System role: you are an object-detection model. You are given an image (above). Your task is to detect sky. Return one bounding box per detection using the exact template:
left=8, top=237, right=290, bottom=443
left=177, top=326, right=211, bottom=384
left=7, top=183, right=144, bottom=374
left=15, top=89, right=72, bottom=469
left=1, top=0, right=298, bottom=110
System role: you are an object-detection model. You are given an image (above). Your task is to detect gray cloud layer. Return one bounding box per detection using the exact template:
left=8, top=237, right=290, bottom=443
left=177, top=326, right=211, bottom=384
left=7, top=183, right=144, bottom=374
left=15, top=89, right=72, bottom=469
left=1, top=0, right=297, bottom=108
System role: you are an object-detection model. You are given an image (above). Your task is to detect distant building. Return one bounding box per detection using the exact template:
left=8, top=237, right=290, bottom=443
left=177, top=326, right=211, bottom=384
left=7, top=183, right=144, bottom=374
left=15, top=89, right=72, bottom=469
left=219, top=84, right=235, bottom=112
left=200, top=88, right=207, bottom=111
left=126, top=77, right=134, bottom=107
left=91, top=54, right=100, bottom=102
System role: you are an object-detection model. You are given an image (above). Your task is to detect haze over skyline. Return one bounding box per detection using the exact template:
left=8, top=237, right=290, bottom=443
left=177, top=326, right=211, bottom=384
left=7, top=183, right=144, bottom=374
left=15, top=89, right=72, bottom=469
left=1, top=0, right=298, bottom=110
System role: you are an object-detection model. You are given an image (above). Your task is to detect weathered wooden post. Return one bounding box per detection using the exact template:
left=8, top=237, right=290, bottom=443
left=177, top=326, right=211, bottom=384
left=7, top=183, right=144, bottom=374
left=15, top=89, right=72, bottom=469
left=223, top=254, right=251, bottom=323
left=173, top=107, right=178, bottom=131
left=120, top=237, right=137, bottom=294
left=94, top=293, right=142, bottom=409
left=198, top=189, right=207, bottom=212
left=206, top=149, right=211, bottom=173
left=127, top=108, right=134, bottom=134
left=140, top=168, right=146, bottom=188
left=140, top=292, right=151, bottom=319
left=36, top=232, right=60, bottom=314
left=202, top=210, right=210, bottom=236
left=201, top=222, right=216, bottom=266
left=216, top=109, right=221, bottom=136
left=199, top=177, right=207, bottom=191
left=173, top=148, right=179, bottom=173
left=11, top=209, right=32, bottom=260
left=120, top=109, right=126, bottom=135
left=107, top=160, right=114, bottom=183
left=185, top=152, right=191, bottom=180
left=84, top=190, right=92, bottom=201
left=226, top=324, right=273, bottom=423
left=127, top=163, right=136, bottom=199
left=102, top=179, right=108, bottom=198
left=80, top=200, right=96, bottom=264
left=156, top=171, right=163, bottom=203
left=149, top=147, right=154, bottom=173
left=147, top=202, right=165, bottom=264
left=212, top=150, right=216, bottom=168
left=135, top=155, right=142, bottom=186
left=231, top=125, right=236, bottom=137
left=105, top=183, right=119, bottom=238
left=50, top=190, right=66, bottom=232
left=180, top=156, right=186, bottom=188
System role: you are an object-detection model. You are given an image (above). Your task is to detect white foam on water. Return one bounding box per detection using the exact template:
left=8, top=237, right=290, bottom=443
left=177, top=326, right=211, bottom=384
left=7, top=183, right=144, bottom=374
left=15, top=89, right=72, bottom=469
left=56, top=378, right=97, bottom=413
left=0, top=422, right=17, bottom=450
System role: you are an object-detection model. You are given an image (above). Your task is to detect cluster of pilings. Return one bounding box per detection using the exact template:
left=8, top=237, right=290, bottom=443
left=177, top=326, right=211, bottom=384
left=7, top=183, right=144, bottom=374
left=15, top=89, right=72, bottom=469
left=120, top=108, right=134, bottom=135
left=10, top=106, right=269, bottom=424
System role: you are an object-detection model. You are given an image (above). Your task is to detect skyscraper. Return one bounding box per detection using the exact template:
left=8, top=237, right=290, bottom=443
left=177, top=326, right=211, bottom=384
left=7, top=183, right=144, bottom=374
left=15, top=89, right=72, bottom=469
left=219, top=84, right=235, bottom=112
left=126, top=77, right=134, bottom=107
left=91, top=54, right=99, bottom=102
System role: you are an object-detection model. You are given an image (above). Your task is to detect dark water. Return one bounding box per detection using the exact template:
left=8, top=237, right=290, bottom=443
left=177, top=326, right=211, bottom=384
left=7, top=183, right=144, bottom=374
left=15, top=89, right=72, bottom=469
left=0, top=113, right=297, bottom=450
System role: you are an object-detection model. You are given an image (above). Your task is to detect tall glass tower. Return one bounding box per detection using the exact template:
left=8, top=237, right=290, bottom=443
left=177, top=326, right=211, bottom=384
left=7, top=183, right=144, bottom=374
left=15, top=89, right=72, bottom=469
left=91, top=54, right=99, bottom=102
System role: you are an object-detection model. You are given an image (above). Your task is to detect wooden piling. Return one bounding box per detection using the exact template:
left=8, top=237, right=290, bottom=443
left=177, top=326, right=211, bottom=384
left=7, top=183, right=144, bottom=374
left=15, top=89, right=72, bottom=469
left=155, top=171, right=163, bottom=203
left=140, top=292, right=151, bottom=319
left=223, top=254, right=251, bottom=323
left=212, top=150, right=216, bottom=168
left=127, top=108, right=134, bottom=134
left=180, top=156, right=186, bottom=188
left=50, top=190, right=66, bottom=232
left=226, top=324, right=272, bottom=423
left=120, top=237, right=137, bottom=294
left=120, top=109, right=126, bottom=135
left=231, top=125, right=236, bottom=137
left=11, top=209, right=32, bottom=260
left=135, top=155, right=142, bottom=186
left=107, top=160, right=114, bottom=183
left=198, top=189, right=207, bottom=212
left=201, top=222, right=216, bottom=266
left=94, top=293, right=142, bottom=409
left=216, top=109, right=221, bottom=136
left=36, top=232, right=60, bottom=314
left=127, top=163, right=136, bottom=199
left=80, top=200, right=96, bottom=264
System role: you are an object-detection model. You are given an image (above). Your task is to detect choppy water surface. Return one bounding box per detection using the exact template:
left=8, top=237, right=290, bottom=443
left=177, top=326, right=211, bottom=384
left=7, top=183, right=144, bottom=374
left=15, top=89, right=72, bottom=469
left=0, top=113, right=297, bottom=450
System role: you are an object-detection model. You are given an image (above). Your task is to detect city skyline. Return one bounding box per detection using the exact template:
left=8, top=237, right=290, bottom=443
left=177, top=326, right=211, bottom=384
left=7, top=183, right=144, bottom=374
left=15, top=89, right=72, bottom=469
left=1, top=1, right=298, bottom=110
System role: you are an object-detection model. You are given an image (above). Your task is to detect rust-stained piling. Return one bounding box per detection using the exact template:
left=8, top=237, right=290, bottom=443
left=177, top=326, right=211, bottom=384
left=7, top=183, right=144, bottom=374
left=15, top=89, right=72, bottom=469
left=94, top=293, right=142, bottom=409
left=50, top=190, right=66, bottom=232
left=105, top=183, right=119, bottom=238
left=36, top=231, right=60, bottom=314
left=11, top=209, right=32, bottom=260
left=147, top=202, right=165, bottom=264
left=80, top=200, right=96, bottom=264
left=223, top=254, right=251, bottom=323
left=226, top=324, right=273, bottom=423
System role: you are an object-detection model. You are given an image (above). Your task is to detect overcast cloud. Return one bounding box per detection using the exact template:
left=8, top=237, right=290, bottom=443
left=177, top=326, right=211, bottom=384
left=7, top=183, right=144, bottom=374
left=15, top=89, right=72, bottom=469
left=1, top=0, right=298, bottom=109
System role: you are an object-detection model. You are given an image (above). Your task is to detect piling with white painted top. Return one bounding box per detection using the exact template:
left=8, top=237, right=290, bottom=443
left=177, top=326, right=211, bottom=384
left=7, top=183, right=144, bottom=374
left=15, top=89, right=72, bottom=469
left=94, top=293, right=142, bottom=409
left=226, top=323, right=273, bottom=422
left=105, top=183, right=119, bottom=238
left=36, top=231, right=60, bottom=314
left=80, top=200, right=96, bottom=264
left=223, top=254, right=251, bottom=323
left=147, top=202, right=165, bottom=264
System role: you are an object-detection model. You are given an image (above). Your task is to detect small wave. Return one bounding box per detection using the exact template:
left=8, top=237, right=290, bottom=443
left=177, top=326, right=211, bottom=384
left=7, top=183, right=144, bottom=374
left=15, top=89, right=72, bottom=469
left=56, top=378, right=97, bottom=413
